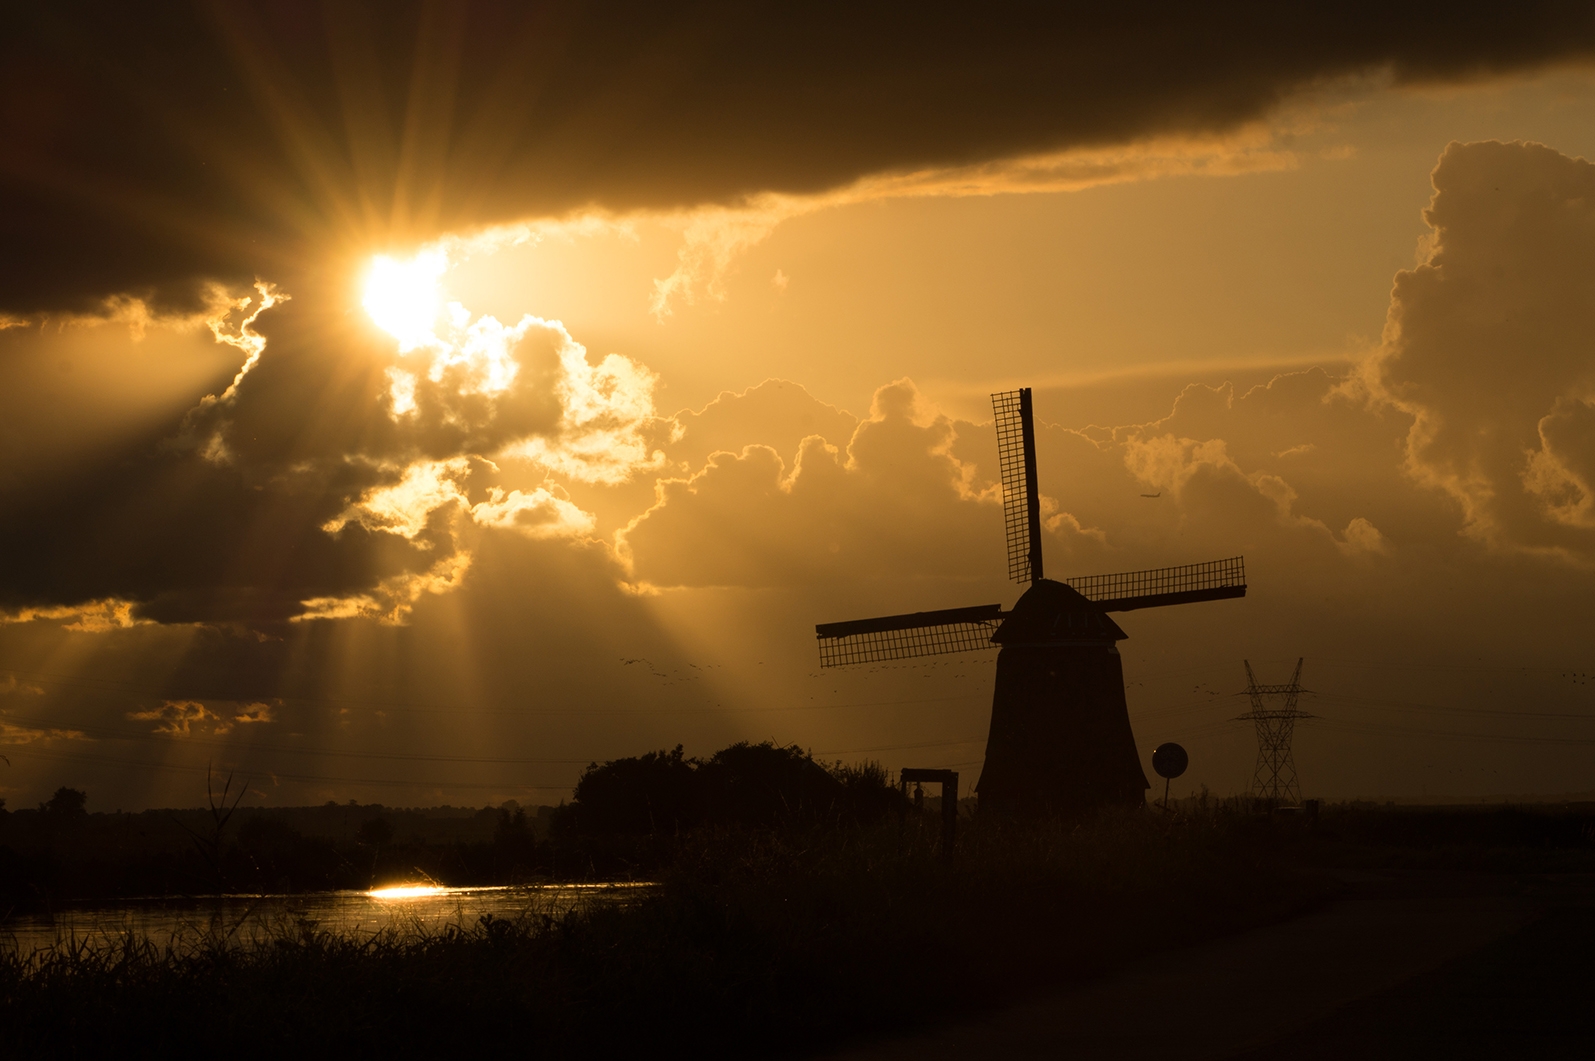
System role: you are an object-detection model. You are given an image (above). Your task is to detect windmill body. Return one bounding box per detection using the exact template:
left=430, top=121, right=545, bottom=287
left=979, top=579, right=1147, bottom=815
left=813, top=388, right=1246, bottom=817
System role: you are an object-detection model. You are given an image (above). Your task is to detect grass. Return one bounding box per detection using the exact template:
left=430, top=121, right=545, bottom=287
left=0, top=802, right=1331, bottom=1059
left=8, top=797, right=1595, bottom=1058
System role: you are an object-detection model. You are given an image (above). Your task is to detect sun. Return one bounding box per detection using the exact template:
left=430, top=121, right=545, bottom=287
left=363, top=249, right=447, bottom=350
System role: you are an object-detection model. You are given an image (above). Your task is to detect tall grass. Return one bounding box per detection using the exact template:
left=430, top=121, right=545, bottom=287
left=0, top=802, right=1325, bottom=1058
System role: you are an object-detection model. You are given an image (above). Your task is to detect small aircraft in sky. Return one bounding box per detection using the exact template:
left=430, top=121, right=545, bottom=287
left=1140, top=492, right=1161, bottom=498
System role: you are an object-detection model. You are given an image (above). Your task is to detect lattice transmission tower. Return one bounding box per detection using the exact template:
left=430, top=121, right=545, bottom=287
left=1236, top=658, right=1313, bottom=803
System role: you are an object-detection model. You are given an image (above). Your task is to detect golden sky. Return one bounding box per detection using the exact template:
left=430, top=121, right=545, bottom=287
left=3, top=6, right=1595, bottom=809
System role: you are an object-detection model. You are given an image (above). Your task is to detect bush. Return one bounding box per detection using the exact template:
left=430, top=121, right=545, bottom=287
left=557, top=741, right=901, bottom=836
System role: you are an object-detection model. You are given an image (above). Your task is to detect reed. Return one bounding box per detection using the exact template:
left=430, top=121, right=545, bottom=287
left=0, top=802, right=1317, bottom=1058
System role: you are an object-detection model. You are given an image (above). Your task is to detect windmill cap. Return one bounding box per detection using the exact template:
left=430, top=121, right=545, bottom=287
left=992, top=579, right=1128, bottom=645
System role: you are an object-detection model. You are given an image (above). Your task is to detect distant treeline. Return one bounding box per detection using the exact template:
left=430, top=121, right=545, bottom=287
left=0, top=742, right=906, bottom=906
left=0, top=789, right=548, bottom=906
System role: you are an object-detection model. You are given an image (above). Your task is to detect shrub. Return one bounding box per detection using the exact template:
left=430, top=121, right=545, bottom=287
left=557, top=742, right=902, bottom=836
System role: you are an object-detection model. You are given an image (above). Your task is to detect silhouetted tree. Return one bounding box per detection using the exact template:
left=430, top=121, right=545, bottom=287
left=40, top=786, right=87, bottom=820
left=564, top=745, right=700, bottom=835
left=357, top=816, right=393, bottom=846
left=493, top=806, right=536, bottom=871
left=697, top=742, right=844, bottom=828
left=560, top=741, right=905, bottom=836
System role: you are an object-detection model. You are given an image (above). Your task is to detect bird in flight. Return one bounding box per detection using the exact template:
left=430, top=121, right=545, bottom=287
left=1141, top=492, right=1161, bottom=498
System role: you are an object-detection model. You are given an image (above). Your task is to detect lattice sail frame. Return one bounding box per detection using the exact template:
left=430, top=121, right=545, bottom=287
left=815, top=605, right=1004, bottom=668
left=1066, top=556, right=1246, bottom=612
left=992, top=388, right=1043, bottom=583
left=813, top=557, right=1248, bottom=668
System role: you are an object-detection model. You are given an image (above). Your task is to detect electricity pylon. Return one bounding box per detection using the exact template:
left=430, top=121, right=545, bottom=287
left=1236, top=658, right=1313, bottom=803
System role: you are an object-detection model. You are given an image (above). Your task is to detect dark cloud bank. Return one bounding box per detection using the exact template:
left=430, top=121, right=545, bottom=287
left=5, top=0, right=1595, bottom=312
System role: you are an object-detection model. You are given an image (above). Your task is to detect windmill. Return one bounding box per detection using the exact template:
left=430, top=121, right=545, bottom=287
left=814, top=388, right=1247, bottom=816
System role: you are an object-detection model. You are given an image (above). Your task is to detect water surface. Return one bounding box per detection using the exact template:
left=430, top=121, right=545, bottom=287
left=1, top=882, right=652, bottom=956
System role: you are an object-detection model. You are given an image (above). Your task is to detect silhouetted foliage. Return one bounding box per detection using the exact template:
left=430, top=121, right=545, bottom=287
left=832, top=760, right=900, bottom=821
left=357, top=816, right=392, bottom=846
left=564, top=745, right=699, bottom=835
left=41, top=786, right=86, bottom=820
left=696, top=741, right=844, bottom=827
left=556, top=741, right=901, bottom=836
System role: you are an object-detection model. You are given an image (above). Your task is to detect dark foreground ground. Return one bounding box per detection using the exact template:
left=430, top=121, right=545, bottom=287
left=822, top=869, right=1595, bottom=1060
left=2, top=801, right=1593, bottom=1059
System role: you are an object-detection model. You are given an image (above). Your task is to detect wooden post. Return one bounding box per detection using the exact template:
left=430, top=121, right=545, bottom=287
left=941, top=771, right=958, bottom=857
left=900, top=768, right=959, bottom=861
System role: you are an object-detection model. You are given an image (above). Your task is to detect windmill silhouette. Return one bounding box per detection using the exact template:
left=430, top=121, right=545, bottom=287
left=814, top=388, right=1247, bottom=816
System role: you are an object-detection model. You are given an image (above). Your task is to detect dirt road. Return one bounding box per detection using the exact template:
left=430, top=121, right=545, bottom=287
left=818, top=873, right=1594, bottom=1060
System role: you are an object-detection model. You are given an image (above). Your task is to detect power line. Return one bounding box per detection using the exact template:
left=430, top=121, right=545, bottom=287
left=0, top=665, right=985, bottom=718
left=4, top=745, right=575, bottom=792
left=0, top=710, right=596, bottom=765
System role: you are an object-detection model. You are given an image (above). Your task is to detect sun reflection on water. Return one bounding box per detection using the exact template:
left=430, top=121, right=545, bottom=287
left=366, top=884, right=449, bottom=900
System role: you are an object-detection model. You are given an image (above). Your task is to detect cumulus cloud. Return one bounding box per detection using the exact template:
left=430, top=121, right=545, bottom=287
left=1341, top=516, right=1393, bottom=556
left=622, top=369, right=1414, bottom=594
left=1360, top=140, right=1595, bottom=562
left=6, top=3, right=1595, bottom=313
left=621, top=379, right=995, bottom=588
left=0, top=242, right=670, bottom=628
left=7, top=138, right=1593, bottom=637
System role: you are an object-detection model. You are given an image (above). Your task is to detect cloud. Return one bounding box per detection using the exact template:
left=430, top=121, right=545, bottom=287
left=623, top=370, right=1414, bottom=593
left=294, top=548, right=475, bottom=626
left=129, top=700, right=222, bottom=737
left=1340, top=516, right=1393, bottom=556
left=621, top=379, right=996, bottom=588
left=232, top=702, right=275, bottom=725
left=0, top=247, right=665, bottom=628
left=648, top=130, right=1300, bottom=315
left=0, top=675, right=45, bottom=697
left=0, top=599, right=145, bottom=633
left=4, top=138, right=1592, bottom=640
left=0, top=721, right=84, bottom=745
left=5, top=3, right=1595, bottom=312
left=1358, top=140, right=1595, bottom=562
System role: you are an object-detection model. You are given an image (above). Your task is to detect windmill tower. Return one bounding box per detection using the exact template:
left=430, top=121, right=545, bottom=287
left=1236, top=658, right=1312, bottom=803
left=814, top=387, right=1248, bottom=817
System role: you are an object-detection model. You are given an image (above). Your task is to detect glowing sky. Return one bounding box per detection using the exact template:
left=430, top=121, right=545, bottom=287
left=3, top=6, right=1595, bottom=810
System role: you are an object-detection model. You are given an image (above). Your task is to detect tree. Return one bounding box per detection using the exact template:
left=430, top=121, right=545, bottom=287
left=41, top=786, right=87, bottom=819
left=357, top=816, right=393, bottom=846
left=696, top=742, right=844, bottom=828
left=564, top=745, right=700, bottom=835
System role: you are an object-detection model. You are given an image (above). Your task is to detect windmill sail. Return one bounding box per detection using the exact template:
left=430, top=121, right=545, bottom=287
left=1067, top=555, right=1246, bottom=612
left=815, top=603, right=1004, bottom=668
left=814, top=558, right=1244, bottom=667
left=992, top=388, right=1044, bottom=583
